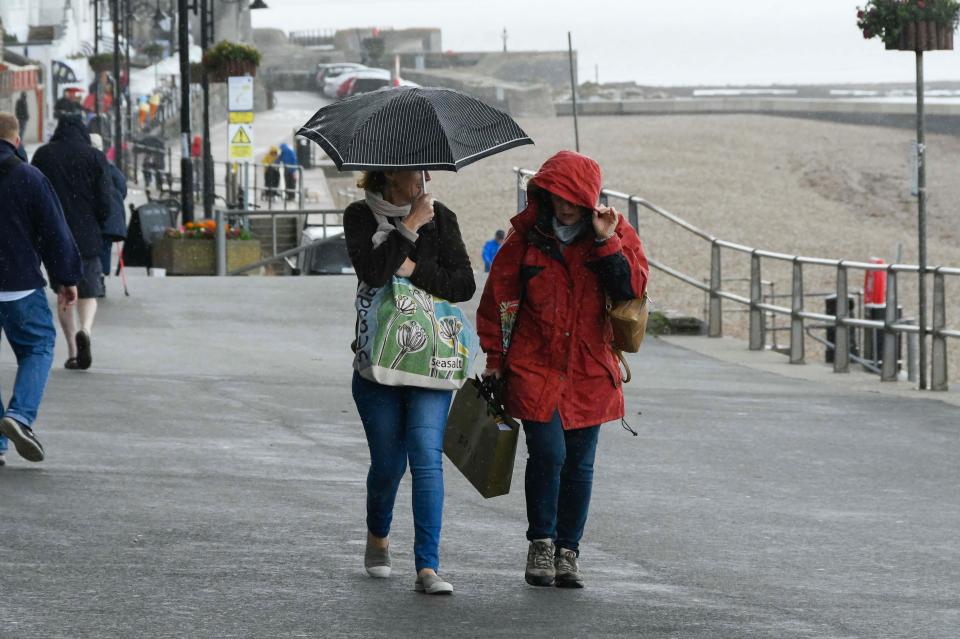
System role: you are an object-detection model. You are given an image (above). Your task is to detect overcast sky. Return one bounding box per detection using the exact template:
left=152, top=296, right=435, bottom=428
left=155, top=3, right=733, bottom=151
left=251, top=0, right=960, bottom=86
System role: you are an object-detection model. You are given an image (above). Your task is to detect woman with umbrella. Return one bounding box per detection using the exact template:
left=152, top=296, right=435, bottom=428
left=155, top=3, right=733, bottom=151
left=342, top=168, right=474, bottom=594
left=300, top=85, right=533, bottom=594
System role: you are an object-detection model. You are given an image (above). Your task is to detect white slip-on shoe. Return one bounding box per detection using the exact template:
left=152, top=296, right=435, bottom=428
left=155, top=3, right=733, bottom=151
left=415, top=572, right=453, bottom=595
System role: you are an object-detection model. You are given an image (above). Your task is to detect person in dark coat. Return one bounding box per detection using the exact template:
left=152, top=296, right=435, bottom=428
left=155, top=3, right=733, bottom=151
left=90, top=134, right=128, bottom=283
left=31, top=115, right=114, bottom=371
left=15, top=93, right=29, bottom=139
left=344, top=169, right=475, bottom=595
left=477, top=150, right=649, bottom=589
left=0, top=112, right=82, bottom=466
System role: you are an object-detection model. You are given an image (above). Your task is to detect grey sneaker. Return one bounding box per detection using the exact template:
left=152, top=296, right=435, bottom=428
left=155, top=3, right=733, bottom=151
left=364, top=539, right=391, bottom=578
left=525, top=539, right=555, bottom=586
left=0, top=417, right=44, bottom=462
left=415, top=572, right=453, bottom=595
left=554, top=548, right=584, bottom=588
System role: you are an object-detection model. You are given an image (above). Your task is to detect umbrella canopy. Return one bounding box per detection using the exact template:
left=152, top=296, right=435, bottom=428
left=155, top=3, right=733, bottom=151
left=296, top=86, right=533, bottom=172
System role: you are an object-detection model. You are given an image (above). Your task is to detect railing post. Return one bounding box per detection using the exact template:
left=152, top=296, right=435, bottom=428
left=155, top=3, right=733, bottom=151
left=516, top=171, right=527, bottom=212
left=709, top=241, right=722, bottom=338
left=881, top=267, right=898, bottom=381
left=834, top=263, right=850, bottom=373
left=790, top=259, right=804, bottom=364
left=932, top=269, right=948, bottom=390
left=215, top=208, right=227, bottom=276
left=628, top=198, right=639, bottom=231
left=749, top=251, right=763, bottom=350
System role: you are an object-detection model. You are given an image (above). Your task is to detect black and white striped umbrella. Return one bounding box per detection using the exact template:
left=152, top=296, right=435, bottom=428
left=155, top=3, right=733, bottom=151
left=296, top=86, right=533, bottom=172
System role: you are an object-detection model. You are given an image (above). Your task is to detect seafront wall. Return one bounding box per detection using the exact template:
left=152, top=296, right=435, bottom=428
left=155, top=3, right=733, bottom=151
left=556, top=98, right=960, bottom=134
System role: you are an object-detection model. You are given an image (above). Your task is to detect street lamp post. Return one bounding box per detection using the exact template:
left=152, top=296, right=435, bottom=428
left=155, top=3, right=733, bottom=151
left=200, top=0, right=214, bottom=218
left=177, top=0, right=194, bottom=222
left=112, top=0, right=123, bottom=172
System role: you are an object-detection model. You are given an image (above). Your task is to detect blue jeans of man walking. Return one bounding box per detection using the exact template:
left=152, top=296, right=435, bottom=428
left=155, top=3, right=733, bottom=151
left=352, top=371, right=452, bottom=572
left=523, top=412, right=601, bottom=554
left=0, top=289, right=56, bottom=454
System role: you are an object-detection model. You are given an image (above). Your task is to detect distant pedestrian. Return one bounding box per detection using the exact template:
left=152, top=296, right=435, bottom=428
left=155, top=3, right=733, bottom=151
left=31, top=115, right=114, bottom=371
left=138, top=99, right=149, bottom=129
left=277, top=143, right=298, bottom=201
left=54, top=88, right=83, bottom=120
left=346, top=169, right=475, bottom=594
left=482, top=229, right=506, bottom=271
left=477, top=150, right=649, bottom=589
left=262, top=146, right=280, bottom=200
left=15, top=93, right=29, bottom=139
left=0, top=112, right=83, bottom=466
left=90, top=134, right=128, bottom=285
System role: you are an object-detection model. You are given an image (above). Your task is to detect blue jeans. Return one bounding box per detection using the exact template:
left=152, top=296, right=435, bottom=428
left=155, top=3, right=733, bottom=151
left=0, top=289, right=56, bottom=453
left=352, top=371, right=452, bottom=572
left=523, top=412, right=600, bottom=554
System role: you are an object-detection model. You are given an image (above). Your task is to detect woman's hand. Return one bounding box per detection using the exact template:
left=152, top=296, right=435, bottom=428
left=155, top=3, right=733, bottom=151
left=401, top=193, right=435, bottom=234
left=396, top=258, right=416, bottom=278
left=593, top=206, right=619, bottom=241
left=481, top=367, right=502, bottom=380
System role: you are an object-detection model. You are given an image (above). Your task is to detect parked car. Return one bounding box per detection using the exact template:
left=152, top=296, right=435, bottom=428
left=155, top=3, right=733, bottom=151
left=319, top=63, right=368, bottom=97
left=336, top=69, right=420, bottom=99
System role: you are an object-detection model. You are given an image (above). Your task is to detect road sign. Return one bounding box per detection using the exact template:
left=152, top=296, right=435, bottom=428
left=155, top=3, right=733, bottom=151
left=228, top=111, right=254, bottom=124
left=228, top=76, right=254, bottom=112
left=228, top=123, right=254, bottom=162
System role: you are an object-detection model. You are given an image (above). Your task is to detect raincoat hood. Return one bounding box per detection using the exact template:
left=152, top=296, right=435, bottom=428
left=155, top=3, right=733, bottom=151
left=529, top=150, right=601, bottom=209
left=51, top=115, right=91, bottom=145
left=512, top=150, right=602, bottom=235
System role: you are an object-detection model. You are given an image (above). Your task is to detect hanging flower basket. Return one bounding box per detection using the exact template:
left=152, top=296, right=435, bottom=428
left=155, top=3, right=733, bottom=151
left=88, top=53, right=116, bottom=73
left=202, top=41, right=262, bottom=83
left=889, top=19, right=955, bottom=49
left=858, top=0, right=959, bottom=51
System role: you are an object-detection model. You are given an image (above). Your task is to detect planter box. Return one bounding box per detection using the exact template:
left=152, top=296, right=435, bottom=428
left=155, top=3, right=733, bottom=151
left=886, top=21, right=955, bottom=51
left=151, top=238, right=262, bottom=275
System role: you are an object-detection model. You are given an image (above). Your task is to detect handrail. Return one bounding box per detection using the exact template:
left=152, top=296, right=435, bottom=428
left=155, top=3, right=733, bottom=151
left=515, top=167, right=959, bottom=391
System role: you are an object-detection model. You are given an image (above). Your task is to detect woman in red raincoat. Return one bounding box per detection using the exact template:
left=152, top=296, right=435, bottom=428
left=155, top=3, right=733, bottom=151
left=477, top=150, right=648, bottom=588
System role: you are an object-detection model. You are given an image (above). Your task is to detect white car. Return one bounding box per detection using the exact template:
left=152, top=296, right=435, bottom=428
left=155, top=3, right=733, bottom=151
left=335, top=69, right=420, bottom=99
left=316, top=62, right=367, bottom=97
left=320, top=63, right=368, bottom=97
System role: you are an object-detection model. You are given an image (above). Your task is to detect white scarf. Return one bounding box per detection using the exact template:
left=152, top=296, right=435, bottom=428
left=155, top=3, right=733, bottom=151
left=366, top=190, right=411, bottom=248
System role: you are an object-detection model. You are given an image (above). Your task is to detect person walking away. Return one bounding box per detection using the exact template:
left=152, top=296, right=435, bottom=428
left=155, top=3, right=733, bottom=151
left=278, top=143, right=298, bottom=201
left=345, top=169, right=475, bottom=594
left=477, top=150, right=649, bottom=588
left=0, top=112, right=83, bottom=466
left=482, top=229, right=506, bottom=272
left=138, top=98, right=149, bottom=129
left=31, top=115, right=114, bottom=371
left=90, top=133, right=128, bottom=286
left=15, top=93, right=29, bottom=139
left=262, top=146, right=280, bottom=200
left=148, top=93, right=161, bottom=123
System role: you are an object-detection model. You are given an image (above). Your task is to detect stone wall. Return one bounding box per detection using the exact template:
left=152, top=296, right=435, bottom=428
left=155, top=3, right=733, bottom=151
left=401, top=68, right=555, bottom=118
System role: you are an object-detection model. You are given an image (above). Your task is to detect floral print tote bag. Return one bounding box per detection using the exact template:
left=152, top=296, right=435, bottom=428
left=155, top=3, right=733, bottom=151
left=354, top=276, right=479, bottom=389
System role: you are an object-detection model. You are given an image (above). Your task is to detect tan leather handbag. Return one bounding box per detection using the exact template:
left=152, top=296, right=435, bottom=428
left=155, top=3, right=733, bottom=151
left=606, top=294, right=649, bottom=383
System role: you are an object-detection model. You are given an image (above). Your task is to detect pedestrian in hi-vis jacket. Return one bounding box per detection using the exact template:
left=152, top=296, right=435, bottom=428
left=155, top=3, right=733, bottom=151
left=477, top=150, right=649, bottom=589
left=0, top=112, right=83, bottom=466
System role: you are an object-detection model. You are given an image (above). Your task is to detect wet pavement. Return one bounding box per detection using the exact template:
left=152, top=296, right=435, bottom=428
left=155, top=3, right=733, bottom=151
left=1, top=276, right=958, bottom=638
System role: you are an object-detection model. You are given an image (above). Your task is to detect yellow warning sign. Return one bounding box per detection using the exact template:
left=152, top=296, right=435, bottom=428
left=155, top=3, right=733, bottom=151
left=227, top=124, right=254, bottom=163
left=231, top=127, right=252, bottom=144
left=229, top=111, right=254, bottom=124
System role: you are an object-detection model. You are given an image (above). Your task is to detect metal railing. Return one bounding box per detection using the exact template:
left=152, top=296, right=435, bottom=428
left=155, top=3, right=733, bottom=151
left=514, top=167, right=959, bottom=390
left=213, top=208, right=344, bottom=276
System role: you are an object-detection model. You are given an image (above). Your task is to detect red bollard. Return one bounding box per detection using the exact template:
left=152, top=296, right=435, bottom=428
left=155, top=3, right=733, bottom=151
left=864, top=257, right=887, bottom=305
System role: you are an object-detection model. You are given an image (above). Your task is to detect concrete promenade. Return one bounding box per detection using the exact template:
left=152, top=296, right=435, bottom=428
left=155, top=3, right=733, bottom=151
left=1, top=276, right=958, bottom=638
